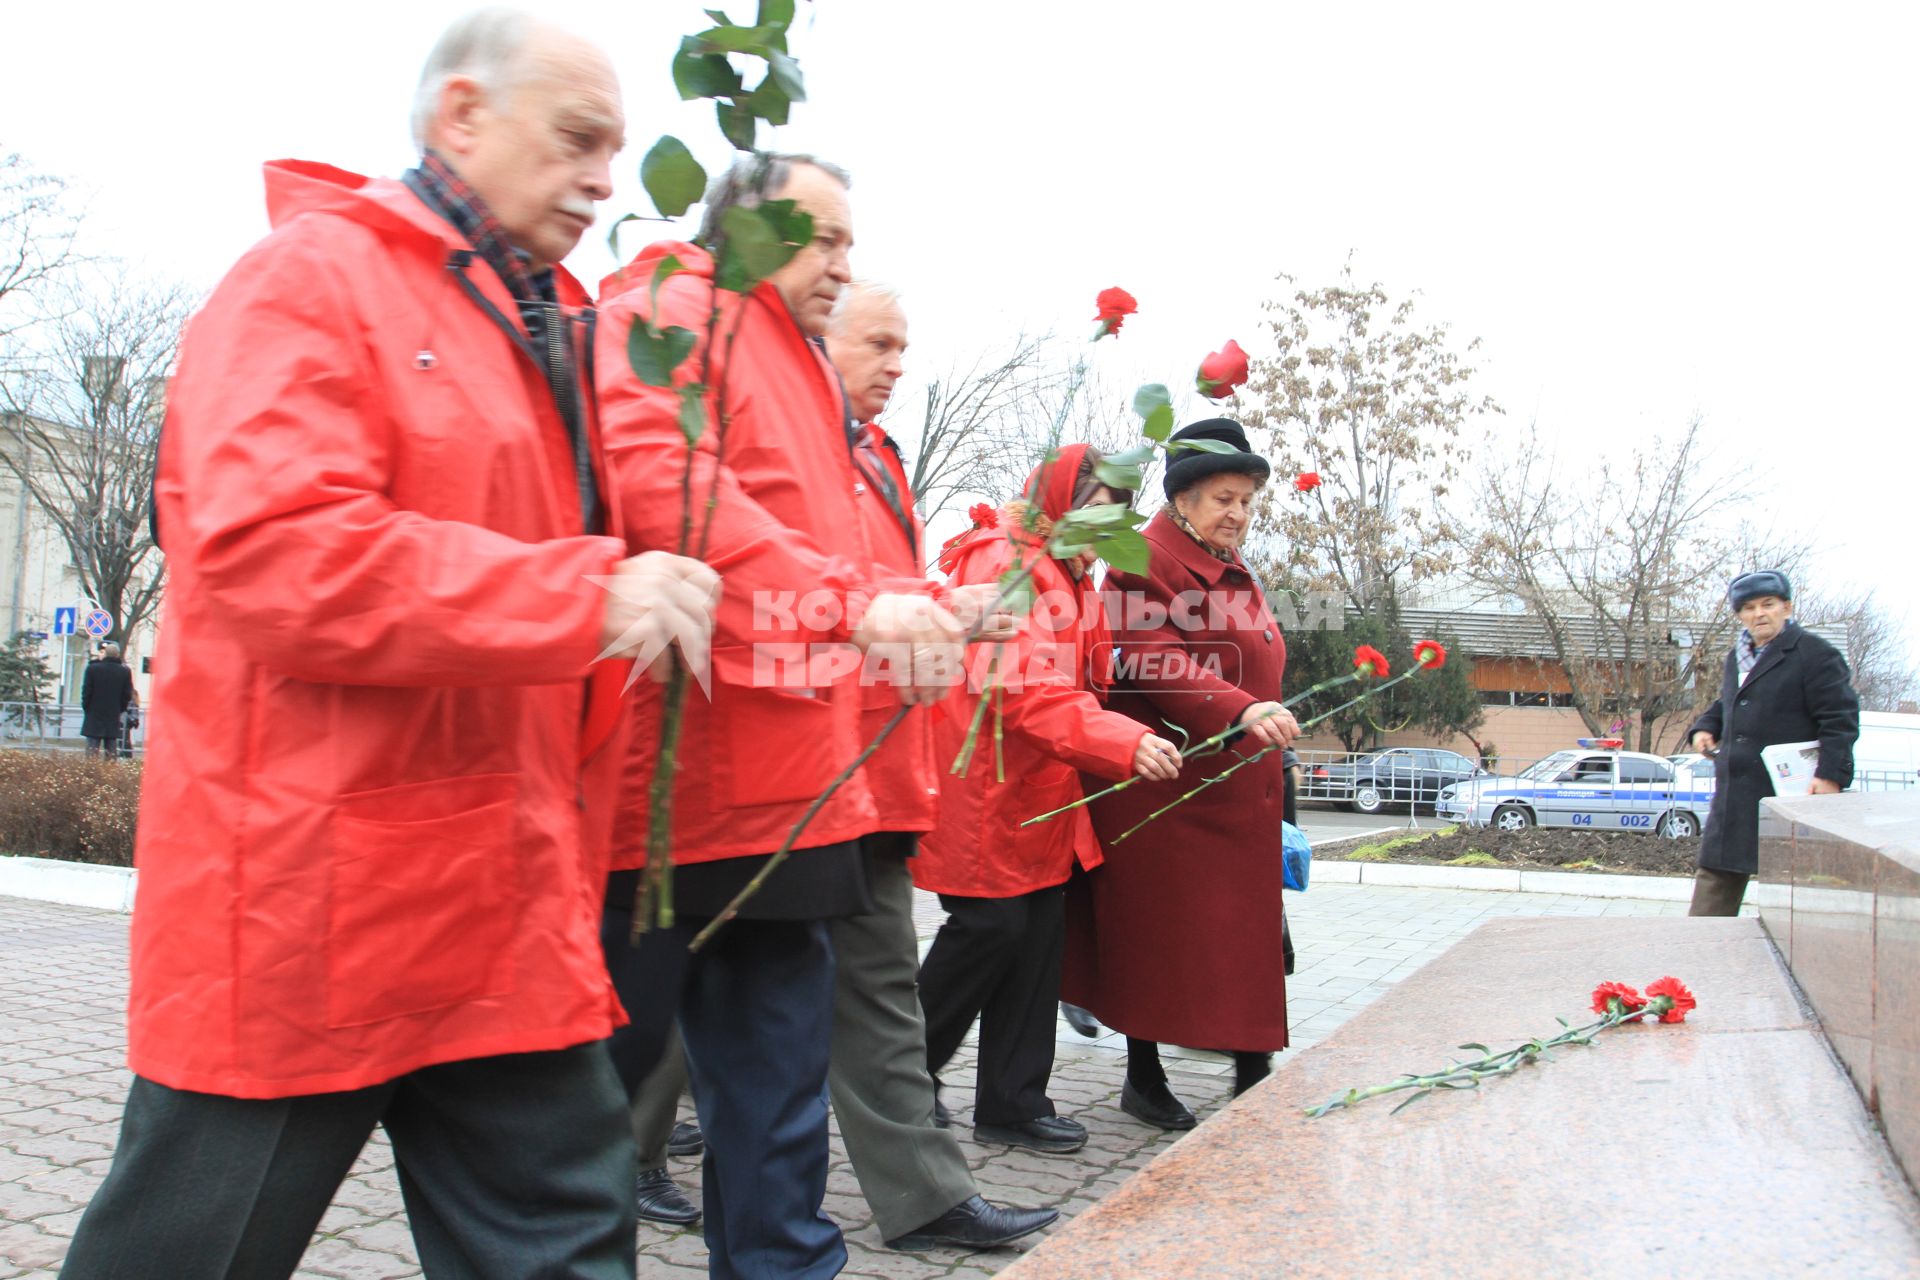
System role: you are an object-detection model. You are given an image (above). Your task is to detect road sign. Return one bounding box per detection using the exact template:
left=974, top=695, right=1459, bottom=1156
left=53, top=607, right=76, bottom=637
left=83, top=609, right=113, bottom=638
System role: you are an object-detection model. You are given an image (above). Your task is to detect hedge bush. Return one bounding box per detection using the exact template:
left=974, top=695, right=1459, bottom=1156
left=0, top=750, right=140, bottom=866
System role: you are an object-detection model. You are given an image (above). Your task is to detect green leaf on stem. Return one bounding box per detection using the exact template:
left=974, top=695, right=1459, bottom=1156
left=605, top=211, right=646, bottom=259
left=649, top=254, right=687, bottom=318
left=1144, top=403, right=1176, bottom=443
left=672, top=38, right=741, bottom=99
left=1104, top=444, right=1155, bottom=468
left=1093, top=457, right=1145, bottom=491
left=1556, top=1015, right=1570, bottom=1027
left=1168, top=436, right=1242, bottom=455
left=641, top=136, right=708, bottom=218
left=1390, top=1090, right=1430, bottom=1115
left=698, top=22, right=779, bottom=55
left=676, top=385, right=708, bottom=446
left=714, top=200, right=812, bottom=292
left=1458, top=1043, right=1490, bottom=1054
left=703, top=7, right=733, bottom=24
left=745, top=78, right=792, bottom=126
left=757, top=0, right=796, bottom=27
left=1132, top=383, right=1172, bottom=421
left=628, top=320, right=697, bottom=388
left=766, top=49, right=805, bottom=101
left=1095, top=526, right=1150, bottom=576
left=717, top=99, right=758, bottom=150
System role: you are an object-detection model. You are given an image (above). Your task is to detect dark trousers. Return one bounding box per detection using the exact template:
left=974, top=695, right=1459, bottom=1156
left=1688, top=866, right=1751, bottom=917
left=600, top=898, right=845, bottom=1280
left=59, top=1045, right=636, bottom=1280
left=919, top=885, right=1065, bottom=1126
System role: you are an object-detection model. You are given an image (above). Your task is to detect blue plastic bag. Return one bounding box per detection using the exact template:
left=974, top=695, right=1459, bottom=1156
left=1282, top=820, right=1311, bottom=892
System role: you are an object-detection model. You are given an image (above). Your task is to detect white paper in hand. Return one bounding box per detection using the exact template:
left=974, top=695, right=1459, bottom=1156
left=1759, top=740, right=1822, bottom=796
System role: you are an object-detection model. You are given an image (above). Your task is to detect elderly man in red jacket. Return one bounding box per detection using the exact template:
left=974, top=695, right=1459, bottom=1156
left=819, top=282, right=1060, bottom=1251
left=594, top=161, right=1002, bottom=1277
left=60, top=12, right=716, bottom=1279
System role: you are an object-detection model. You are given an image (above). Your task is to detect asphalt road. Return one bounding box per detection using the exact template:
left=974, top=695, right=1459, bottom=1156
left=1294, top=804, right=1453, bottom=844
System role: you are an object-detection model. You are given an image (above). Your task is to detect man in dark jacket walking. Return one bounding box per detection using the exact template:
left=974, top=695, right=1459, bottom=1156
left=79, top=643, right=134, bottom=756
left=1687, top=570, right=1859, bottom=915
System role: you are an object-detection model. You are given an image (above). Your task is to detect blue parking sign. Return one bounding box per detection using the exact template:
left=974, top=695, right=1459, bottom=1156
left=53, top=607, right=76, bottom=636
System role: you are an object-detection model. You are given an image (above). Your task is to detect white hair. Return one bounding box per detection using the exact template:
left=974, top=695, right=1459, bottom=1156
left=828, top=281, right=904, bottom=331
left=410, top=8, right=537, bottom=151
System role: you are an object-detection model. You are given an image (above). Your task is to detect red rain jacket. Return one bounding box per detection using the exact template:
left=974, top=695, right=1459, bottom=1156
left=851, top=423, right=939, bottom=833
left=597, top=244, right=940, bottom=866
left=129, top=160, right=633, bottom=1098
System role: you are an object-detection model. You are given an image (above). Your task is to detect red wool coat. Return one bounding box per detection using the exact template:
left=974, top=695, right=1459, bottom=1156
left=130, top=160, right=633, bottom=1098
left=1063, top=510, right=1291, bottom=1051
left=914, top=507, right=1146, bottom=899
left=597, top=244, right=940, bottom=866
left=852, top=423, right=939, bottom=833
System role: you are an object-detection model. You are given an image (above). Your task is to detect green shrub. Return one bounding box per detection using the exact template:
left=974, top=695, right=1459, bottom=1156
left=0, top=750, right=140, bottom=866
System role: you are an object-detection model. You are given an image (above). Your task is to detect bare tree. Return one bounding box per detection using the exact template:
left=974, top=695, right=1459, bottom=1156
left=1239, top=260, right=1498, bottom=615
left=1456, top=416, right=1811, bottom=751
left=1795, top=586, right=1918, bottom=713
left=0, top=151, right=84, bottom=347
left=899, top=331, right=1064, bottom=524
left=1, top=271, right=193, bottom=650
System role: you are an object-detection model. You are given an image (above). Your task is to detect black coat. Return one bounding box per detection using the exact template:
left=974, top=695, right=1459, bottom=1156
left=1689, top=624, right=1858, bottom=874
left=79, top=657, right=135, bottom=739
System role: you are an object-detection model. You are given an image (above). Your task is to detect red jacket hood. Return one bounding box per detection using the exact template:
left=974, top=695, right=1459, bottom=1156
left=599, top=240, right=715, bottom=303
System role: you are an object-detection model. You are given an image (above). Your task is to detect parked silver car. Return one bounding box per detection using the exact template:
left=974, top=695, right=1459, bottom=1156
left=1434, top=747, right=1713, bottom=837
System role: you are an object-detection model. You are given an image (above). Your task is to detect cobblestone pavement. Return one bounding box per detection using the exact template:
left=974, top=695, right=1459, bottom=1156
left=0, top=884, right=1684, bottom=1278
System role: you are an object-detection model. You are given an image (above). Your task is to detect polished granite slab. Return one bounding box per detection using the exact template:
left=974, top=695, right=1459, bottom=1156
left=1001, top=916, right=1920, bottom=1279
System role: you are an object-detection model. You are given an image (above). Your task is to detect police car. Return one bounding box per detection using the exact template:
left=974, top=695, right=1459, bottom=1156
left=1433, top=739, right=1714, bottom=838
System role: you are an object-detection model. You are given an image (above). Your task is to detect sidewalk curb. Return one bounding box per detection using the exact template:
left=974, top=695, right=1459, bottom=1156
left=1316, top=858, right=1692, bottom=901
left=0, top=855, right=136, bottom=912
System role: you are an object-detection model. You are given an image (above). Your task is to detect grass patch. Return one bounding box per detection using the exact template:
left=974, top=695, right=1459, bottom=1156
left=1347, top=829, right=1448, bottom=861
left=1446, top=851, right=1500, bottom=867
left=1561, top=859, right=1603, bottom=871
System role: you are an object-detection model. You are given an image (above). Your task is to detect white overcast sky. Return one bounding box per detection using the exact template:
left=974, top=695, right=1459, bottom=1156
left=5, top=1, right=1914, bottom=636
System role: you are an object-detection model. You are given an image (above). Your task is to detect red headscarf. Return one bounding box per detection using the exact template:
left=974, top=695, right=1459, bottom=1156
left=935, top=444, right=1118, bottom=693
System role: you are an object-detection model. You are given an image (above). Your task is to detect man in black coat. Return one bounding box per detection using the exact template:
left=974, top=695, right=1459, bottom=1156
left=79, top=642, right=135, bottom=756
left=1687, top=570, right=1859, bottom=915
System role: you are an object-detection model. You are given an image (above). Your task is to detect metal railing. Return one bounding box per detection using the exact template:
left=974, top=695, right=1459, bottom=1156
left=0, top=701, right=144, bottom=755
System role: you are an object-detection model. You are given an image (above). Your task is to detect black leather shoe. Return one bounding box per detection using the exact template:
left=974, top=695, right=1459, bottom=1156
left=932, top=1095, right=952, bottom=1129
left=634, top=1167, right=700, bottom=1225
left=972, top=1114, right=1087, bottom=1154
left=1060, top=1002, right=1101, bottom=1038
left=667, top=1120, right=704, bottom=1158
left=1121, top=1079, right=1197, bottom=1131
left=885, top=1195, right=1060, bottom=1251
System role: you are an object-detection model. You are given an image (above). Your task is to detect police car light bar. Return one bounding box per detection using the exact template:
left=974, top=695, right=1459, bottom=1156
left=1576, top=738, right=1625, bottom=749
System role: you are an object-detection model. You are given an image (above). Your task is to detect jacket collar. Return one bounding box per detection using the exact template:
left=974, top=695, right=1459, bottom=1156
left=1740, top=620, right=1801, bottom=690
left=1145, top=509, right=1246, bottom=585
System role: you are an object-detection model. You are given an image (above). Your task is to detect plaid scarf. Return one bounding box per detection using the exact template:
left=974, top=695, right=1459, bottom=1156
left=1737, top=618, right=1794, bottom=685
left=404, top=151, right=599, bottom=533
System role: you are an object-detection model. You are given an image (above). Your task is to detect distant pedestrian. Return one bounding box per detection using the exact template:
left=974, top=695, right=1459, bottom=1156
left=1687, top=569, right=1859, bottom=916
left=79, top=643, right=133, bottom=757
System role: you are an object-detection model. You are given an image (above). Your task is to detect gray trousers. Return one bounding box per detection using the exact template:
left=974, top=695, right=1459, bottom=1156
left=631, top=1024, right=691, bottom=1172
left=828, top=853, right=978, bottom=1241
left=1688, top=866, right=1751, bottom=917
left=60, top=1044, right=636, bottom=1280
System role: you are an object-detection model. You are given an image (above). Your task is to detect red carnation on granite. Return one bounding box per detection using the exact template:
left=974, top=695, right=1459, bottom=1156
left=1295, top=471, right=1322, bottom=492
left=1092, top=287, right=1137, bottom=340
left=968, top=502, right=999, bottom=529
left=1195, top=339, right=1250, bottom=399
left=1352, top=644, right=1390, bottom=679
left=1591, top=981, right=1647, bottom=1015
left=1643, top=976, right=1696, bottom=1023
left=1413, top=639, right=1448, bottom=670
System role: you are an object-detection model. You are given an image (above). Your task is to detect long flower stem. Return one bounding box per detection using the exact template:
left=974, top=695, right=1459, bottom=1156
left=1021, top=669, right=1369, bottom=829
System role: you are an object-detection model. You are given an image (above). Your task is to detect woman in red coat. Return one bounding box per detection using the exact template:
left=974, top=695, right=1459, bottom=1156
left=915, top=444, right=1182, bottom=1154
left=1062, top=418, right=1300, bottom=1130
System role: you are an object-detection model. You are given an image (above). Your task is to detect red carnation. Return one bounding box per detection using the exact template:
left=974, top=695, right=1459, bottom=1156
left=1352, top=644, right=1390, bottom=679
left=968, top=502, right=1000, bottom=529
left=1195, top=339, right=1250, bottom=400
left=1643, top=976, right=1696, bottom=1024
left=1295, top=471, right=1322, bottom=492
left=1092, top=287, right=1137, bottom=340
left=1590, top=981, right=1647, bottom=1015
left=1413, top=639, right=1448, bottom=670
